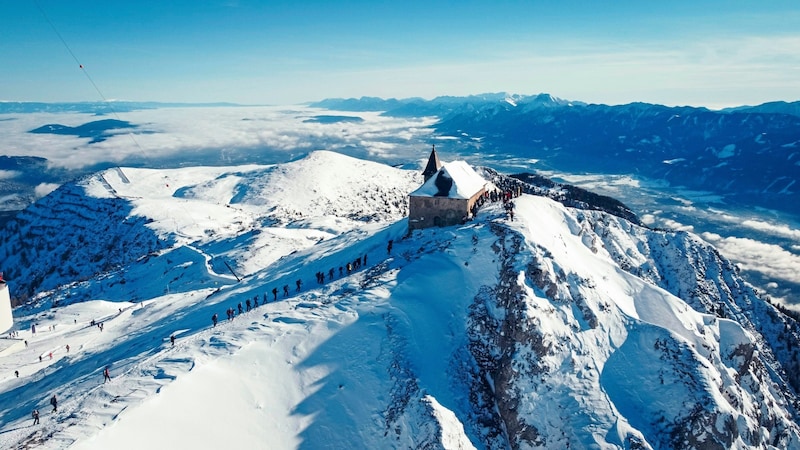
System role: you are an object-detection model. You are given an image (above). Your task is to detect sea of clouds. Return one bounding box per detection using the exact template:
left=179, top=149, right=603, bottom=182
left=1, top=106, right=439, bottom=170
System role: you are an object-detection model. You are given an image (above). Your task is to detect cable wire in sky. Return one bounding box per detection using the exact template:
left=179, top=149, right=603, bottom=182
left=31, top=0, right=148, bottom=161
left=30, top=1, right=208, bottom=234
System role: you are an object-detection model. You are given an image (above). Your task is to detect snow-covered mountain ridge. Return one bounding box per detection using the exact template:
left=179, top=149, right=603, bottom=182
left=0, top=152, right=419, bottom=302
left=0, top=151, right=798, bottom=449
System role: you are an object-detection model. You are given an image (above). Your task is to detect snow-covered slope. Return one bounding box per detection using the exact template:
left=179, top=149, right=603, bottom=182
left=0, top=151, right=419, bottom=301
left=0, top=151, right=798, bottom=449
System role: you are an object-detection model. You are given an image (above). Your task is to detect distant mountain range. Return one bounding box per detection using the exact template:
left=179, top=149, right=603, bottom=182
left=723, top=100, right=800, bottom=117
left=311, top=94, right=800, bottom=217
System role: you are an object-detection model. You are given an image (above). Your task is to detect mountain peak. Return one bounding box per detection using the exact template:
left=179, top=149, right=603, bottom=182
left=0, top=152, right=798, bottom=449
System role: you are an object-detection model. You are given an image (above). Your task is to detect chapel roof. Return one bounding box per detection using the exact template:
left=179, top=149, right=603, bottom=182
left=421, top=145, right=442, bottom=180
left=410, top=161, right=486, bottom=199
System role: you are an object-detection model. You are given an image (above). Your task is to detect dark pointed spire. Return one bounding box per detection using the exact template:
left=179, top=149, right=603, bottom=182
left=422, top=144, right=442, bottom=182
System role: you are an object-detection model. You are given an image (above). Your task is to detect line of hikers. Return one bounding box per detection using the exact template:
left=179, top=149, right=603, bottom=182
left=316, top=254, right=368, bottom=284
left=27, top=246, right=386, bottom=427
left=211, top=252, right=372, bottom=328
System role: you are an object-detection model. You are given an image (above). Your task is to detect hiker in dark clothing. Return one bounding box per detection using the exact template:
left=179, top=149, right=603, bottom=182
left=296, top=279, right=302, bottom=292
left=103, top=366, right=111, bottom=383
left=283, top=285, right=289, bottom=297
left=246, top=299, right=251, bottom=311
left=237, top=303, right=243, bottom=314
left=32, top=409, right=40, bottom=425
left=329, top=268, right=334, bottom=280
left=170, top=335, right=176, bottom=346
left=272, top=287, right=278, bottom=301
left=253, top=295, right=259, bottom=307
left=387, top=239, right=393, bottom=254
left=212, top=313, right=218, bottom=327
left=50, top=395, right=57, bottom=412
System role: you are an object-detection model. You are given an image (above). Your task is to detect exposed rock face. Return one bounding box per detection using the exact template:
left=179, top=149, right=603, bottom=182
left=0, top=181, right=165, bottom=302
left=462, top=198, right=799, bottom=449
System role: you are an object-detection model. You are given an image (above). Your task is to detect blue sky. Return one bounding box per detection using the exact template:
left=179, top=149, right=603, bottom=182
left=2, top=0, right=799, bottom=107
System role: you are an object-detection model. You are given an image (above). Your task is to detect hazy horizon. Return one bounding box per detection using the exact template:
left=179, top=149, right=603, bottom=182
left=2, top=1, right=799, bottom=108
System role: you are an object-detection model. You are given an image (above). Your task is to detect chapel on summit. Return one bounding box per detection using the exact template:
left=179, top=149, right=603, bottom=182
left=408, top=146, right=488, bottom=231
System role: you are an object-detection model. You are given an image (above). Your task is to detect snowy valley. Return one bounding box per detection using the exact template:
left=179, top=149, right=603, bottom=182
left=0, top=151, right=798, bottom=449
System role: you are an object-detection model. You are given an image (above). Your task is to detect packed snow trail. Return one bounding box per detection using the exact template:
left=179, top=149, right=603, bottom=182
left=0, top=209, right=419, bottom=449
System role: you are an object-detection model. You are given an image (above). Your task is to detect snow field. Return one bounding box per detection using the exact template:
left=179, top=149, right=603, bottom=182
left=1, top=151, right=797, bottom=449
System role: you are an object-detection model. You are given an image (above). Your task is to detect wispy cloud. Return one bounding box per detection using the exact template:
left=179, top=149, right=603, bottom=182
left=657, top=214, right=800, bottom=298
left=701, top=232, right=800, bottom=285
left=660, top=218, right=694, bottom=233
left=34, top=183, right=60, bottom=198
left=0, top=170, right=21, bottom=180
left=740, top=219, right=800, bottom=241
left=369, top=33, right=800, bottom=108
